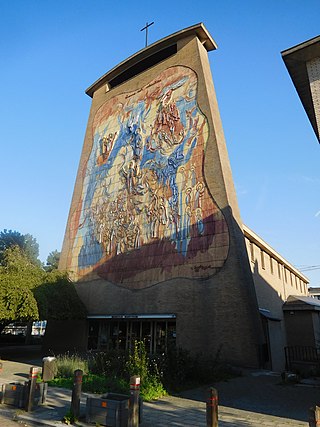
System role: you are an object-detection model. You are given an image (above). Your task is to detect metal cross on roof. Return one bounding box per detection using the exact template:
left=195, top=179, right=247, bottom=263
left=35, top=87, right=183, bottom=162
left=140, top=21, right=154, bottom=47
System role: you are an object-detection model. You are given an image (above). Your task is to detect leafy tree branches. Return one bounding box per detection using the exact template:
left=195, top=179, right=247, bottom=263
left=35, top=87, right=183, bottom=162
left=45, top=250, right=61, bottom=272
left=0, top=229, right=40, bottom=266
left=0, top=246, right=86, bottom=324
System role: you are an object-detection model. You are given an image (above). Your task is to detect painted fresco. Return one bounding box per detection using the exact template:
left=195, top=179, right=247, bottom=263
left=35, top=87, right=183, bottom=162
left=67, top=66, right=229, bottom=288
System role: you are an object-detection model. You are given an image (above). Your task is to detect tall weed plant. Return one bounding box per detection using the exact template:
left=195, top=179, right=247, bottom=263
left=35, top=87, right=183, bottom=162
left=126, top=341, right=167, bottom=400
left=55, top=353, right=88, bottom=378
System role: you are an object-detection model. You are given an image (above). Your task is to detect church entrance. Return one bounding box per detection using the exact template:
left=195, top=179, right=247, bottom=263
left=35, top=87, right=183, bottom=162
left=87, top=315, right=176, bottom=353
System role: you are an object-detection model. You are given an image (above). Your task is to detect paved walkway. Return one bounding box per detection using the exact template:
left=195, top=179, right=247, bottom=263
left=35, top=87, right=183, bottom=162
left=0, top=355, right=318, bottom=426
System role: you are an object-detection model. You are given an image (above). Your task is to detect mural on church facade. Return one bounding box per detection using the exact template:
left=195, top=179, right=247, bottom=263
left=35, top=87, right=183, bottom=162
left=67, top=66, right=229, bottom=288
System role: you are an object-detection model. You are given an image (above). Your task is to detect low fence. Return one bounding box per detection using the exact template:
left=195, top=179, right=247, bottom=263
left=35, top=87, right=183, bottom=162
left=285, top=346, right=320, bottom=373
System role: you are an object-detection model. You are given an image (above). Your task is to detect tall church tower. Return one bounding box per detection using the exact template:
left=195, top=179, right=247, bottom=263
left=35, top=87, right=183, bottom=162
left=60, top=23, right=262, bottom=366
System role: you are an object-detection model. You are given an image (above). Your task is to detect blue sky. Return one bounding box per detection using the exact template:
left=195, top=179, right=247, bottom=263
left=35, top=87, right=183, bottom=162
left=0, top=0, right=319, bottom=285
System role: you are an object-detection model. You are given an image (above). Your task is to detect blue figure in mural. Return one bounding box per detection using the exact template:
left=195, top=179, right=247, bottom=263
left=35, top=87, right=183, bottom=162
left=196, top=208, right=204, bottom=236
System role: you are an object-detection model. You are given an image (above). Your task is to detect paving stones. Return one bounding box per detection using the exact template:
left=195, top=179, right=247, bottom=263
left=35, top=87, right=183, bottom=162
left=0, top=359, right=317, bottom=426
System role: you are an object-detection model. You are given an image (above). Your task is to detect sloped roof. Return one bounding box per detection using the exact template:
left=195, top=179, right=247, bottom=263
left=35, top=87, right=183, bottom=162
left=281, top=36, right=320, bottom=143
left=283, top=295, right=320, bottom=311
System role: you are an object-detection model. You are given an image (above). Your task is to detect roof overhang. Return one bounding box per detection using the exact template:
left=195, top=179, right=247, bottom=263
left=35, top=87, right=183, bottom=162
left=259, top=308, right=281, bottom=321
left=87, top=314, right=176, bottom=320
left=283, top=295, right=320, bottom=311
left=86, top=23, right=217, bottom=98
left=281, top=36, right=320, bottom=143
left=243, top=224, right=309, bottom=283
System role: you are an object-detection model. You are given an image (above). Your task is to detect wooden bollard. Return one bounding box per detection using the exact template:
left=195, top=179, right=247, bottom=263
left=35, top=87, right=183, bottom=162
left=71, top=369, right=83, bottom=419
left=129, top=375, right=140, bottom=427
left=206, top=387, right=218, bottom=427
left=309, top=406, right=320, bottom=426
left=25, top=366, right=40, bottom=412
left=0, top=384, right=5, bottom=404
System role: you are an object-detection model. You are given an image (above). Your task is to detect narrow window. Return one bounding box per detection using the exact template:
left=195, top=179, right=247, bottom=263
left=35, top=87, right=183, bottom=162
left=269, top=256, right=274, bottom=274
left=278, top=263, right=281, bottom=279
left=261, top=250, right=265, bottom=269
left=250, top=242, right=254, bottom=263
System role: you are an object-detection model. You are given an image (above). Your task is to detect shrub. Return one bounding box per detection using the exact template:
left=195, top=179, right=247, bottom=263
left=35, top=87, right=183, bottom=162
left=50, top=342, right=233, bottom=400
left=88, top=349, right=127, bottom=378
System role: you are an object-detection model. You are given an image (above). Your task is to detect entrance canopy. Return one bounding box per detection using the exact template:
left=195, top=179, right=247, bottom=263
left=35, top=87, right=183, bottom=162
left=87, top=314, right=176, bottom=319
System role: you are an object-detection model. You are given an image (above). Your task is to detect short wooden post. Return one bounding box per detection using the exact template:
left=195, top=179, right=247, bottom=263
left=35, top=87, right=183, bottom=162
left=206, top=387, right=218, bottom=427
left=0, top=384, right=5, bottom=404
left=38, top=381, right=48, bottom=405
left=71, top=369, right=83, bottom=419
left=25, top=366, right=40, bottom=412
left=129, top=375, right=140, bottom=427
left=309, top=406, right=320, bottom=426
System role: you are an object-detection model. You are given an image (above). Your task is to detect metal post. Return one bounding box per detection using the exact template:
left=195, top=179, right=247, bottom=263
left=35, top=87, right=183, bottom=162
left=206, top=387, right=218, bottom=427
left=129, top=375, right=140, bottom=427
left=71, top=369, right=83, bottom=419
left=25, top=366, right=40, bottom=412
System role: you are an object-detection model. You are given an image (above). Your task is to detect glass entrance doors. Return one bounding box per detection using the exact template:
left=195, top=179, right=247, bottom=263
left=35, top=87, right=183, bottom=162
left=88, top=318, right=176, bottom=353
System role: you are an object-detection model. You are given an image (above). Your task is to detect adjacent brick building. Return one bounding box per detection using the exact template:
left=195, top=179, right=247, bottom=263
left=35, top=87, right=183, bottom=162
left=282, top=35, right=320, bottom=143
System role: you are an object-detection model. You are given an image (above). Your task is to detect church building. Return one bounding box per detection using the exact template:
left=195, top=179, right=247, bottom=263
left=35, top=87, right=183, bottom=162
left=56, top=24, right=309, bottom=371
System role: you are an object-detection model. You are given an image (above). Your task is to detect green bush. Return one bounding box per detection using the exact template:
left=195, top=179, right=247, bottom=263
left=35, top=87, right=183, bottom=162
left=88, top=349, right=127, bottom=378
left=150, top=345, right=233, bottom=392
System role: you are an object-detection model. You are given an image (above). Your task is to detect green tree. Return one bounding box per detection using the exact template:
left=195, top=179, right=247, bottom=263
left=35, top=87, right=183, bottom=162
left=0, top=246, right=86, bottom=327
left=0, top=246, right=42, bottom=324
left=0, top=229, right=40, bottom=266
left=45, top=250, right=61, bottom=272
left=34, top=272, right=86, bottom=320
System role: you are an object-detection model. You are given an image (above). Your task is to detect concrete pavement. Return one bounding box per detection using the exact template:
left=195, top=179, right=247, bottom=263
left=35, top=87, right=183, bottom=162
left=0, top=355, right=319, bottom=426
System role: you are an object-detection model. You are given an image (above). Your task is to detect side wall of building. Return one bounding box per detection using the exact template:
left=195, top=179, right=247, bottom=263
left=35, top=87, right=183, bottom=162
left=244, top=229, right=309, bottom=371
left=244, top=233, right=308, bottom=314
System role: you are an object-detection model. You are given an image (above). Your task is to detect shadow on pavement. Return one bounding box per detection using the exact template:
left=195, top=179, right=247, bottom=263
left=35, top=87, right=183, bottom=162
left=178, top=370, right=319, bottom=423
left=0, top=345, right=44, bottom=364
